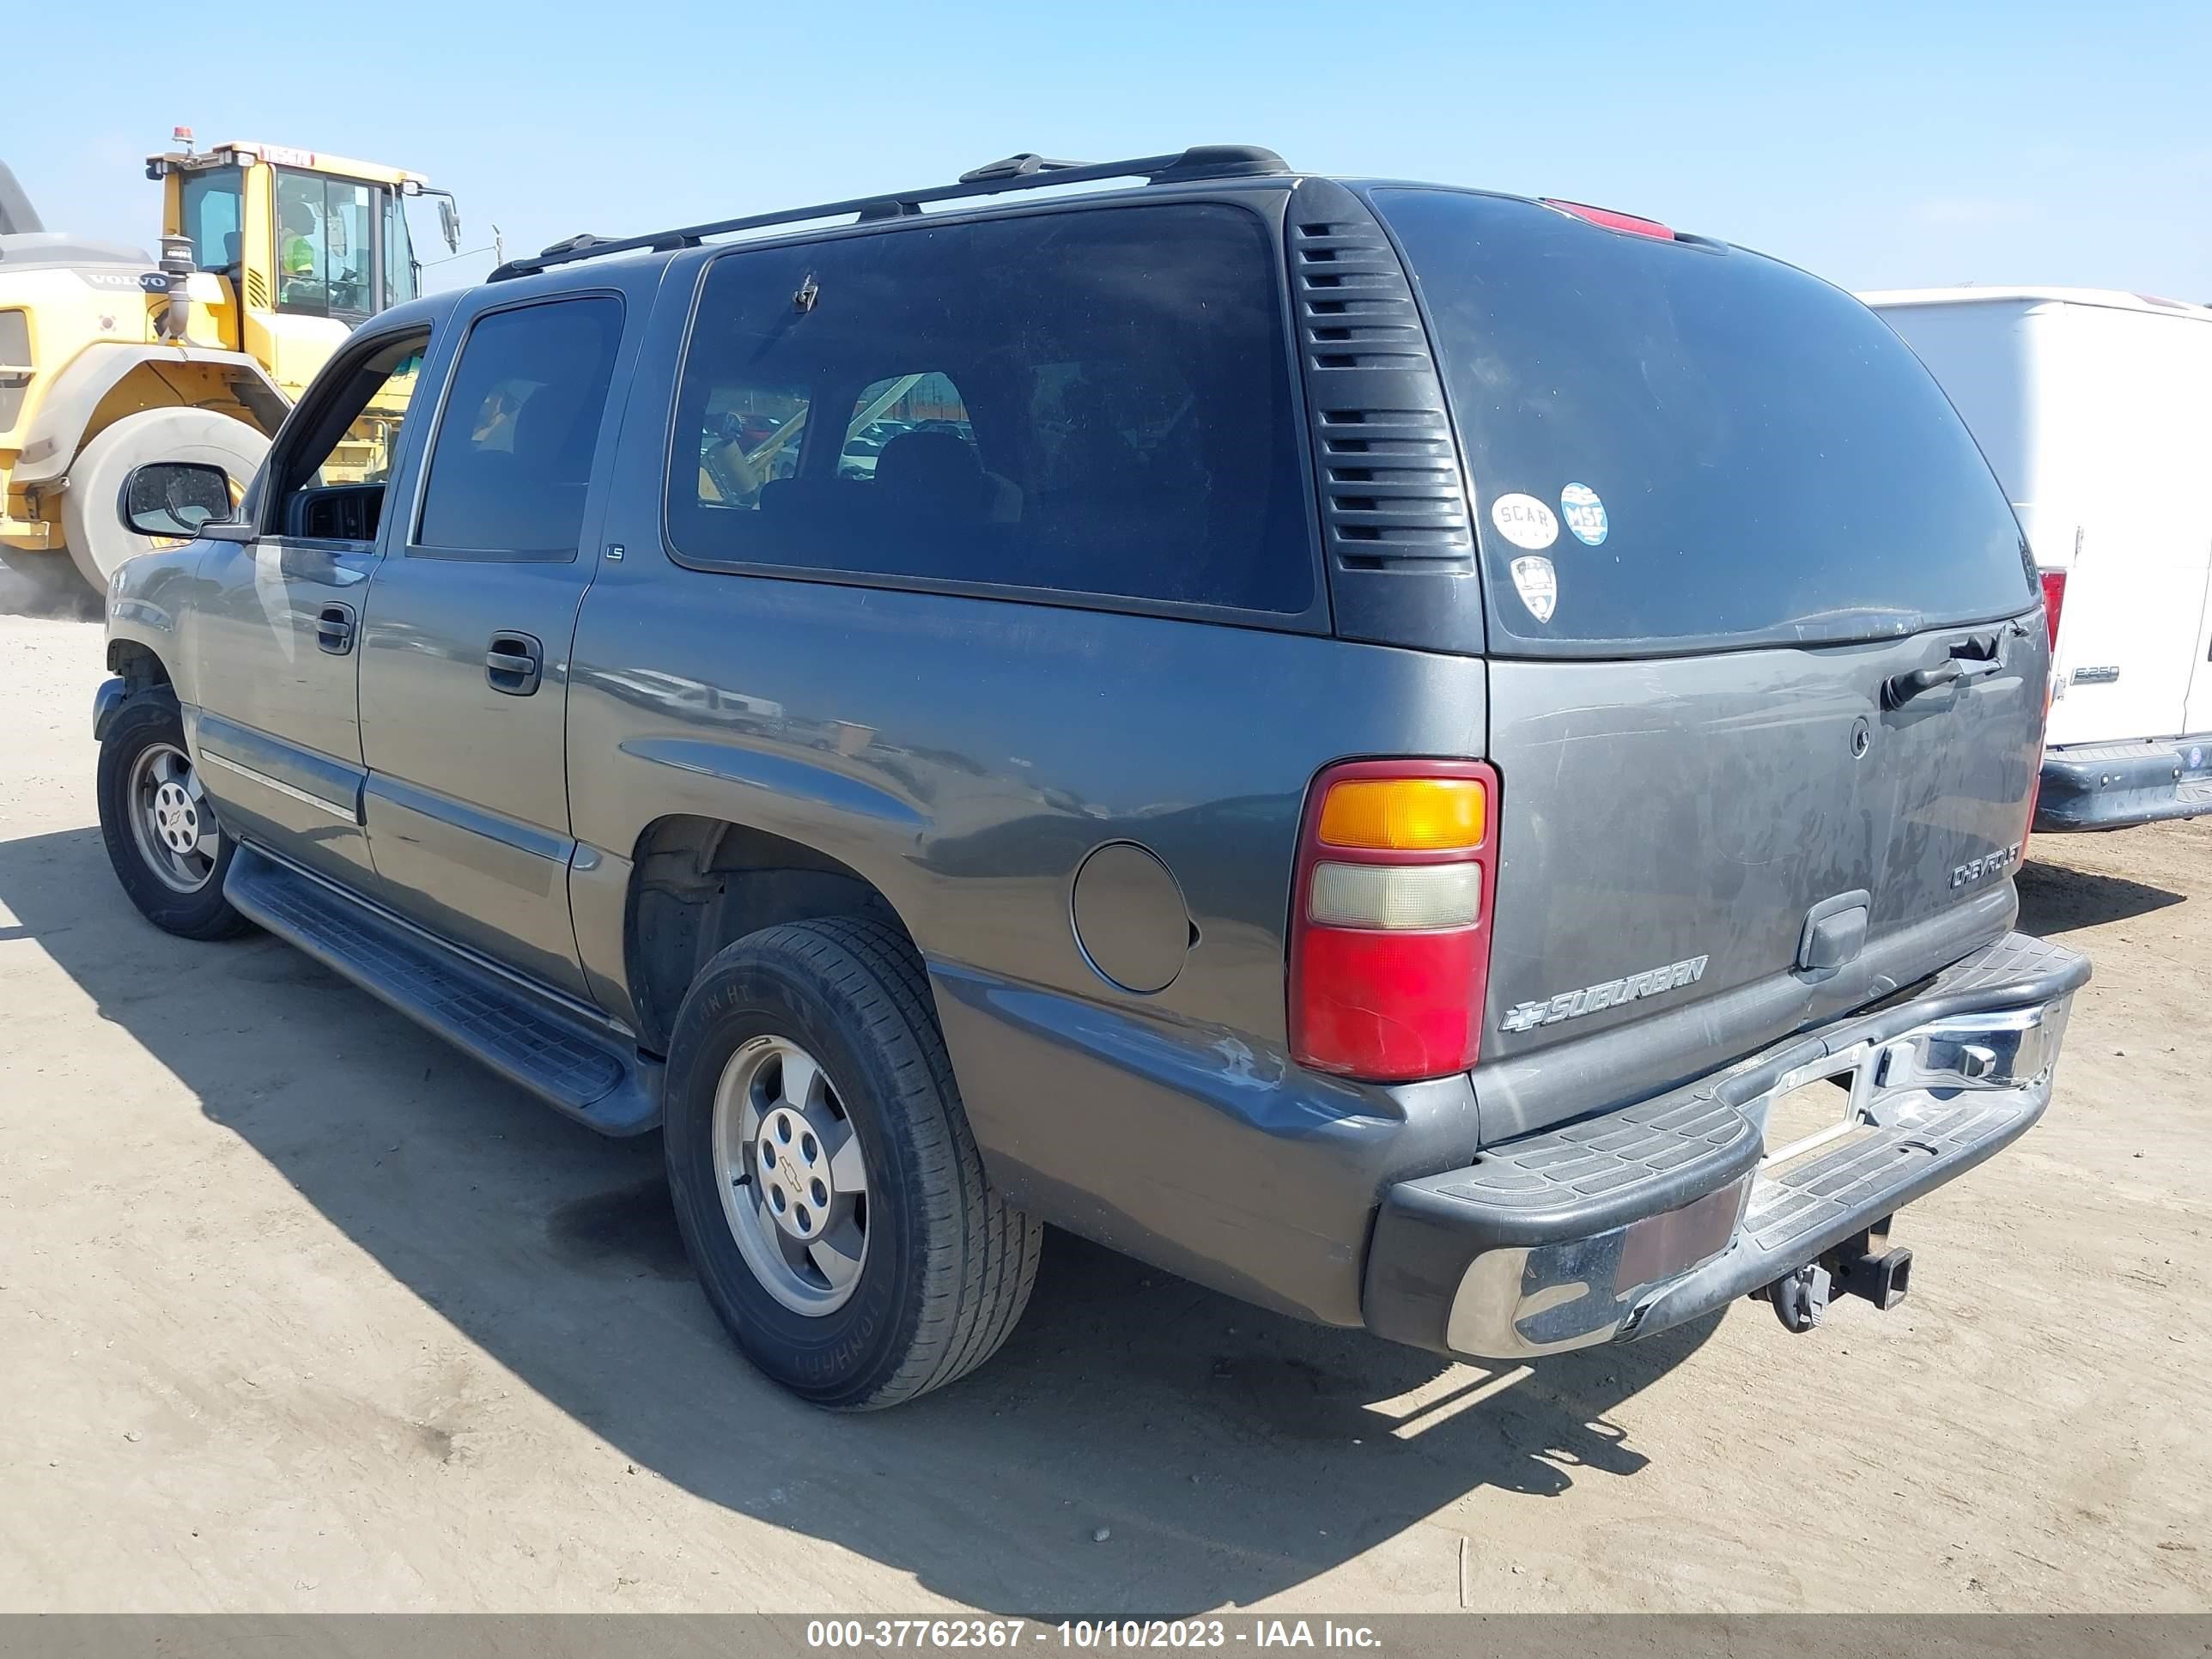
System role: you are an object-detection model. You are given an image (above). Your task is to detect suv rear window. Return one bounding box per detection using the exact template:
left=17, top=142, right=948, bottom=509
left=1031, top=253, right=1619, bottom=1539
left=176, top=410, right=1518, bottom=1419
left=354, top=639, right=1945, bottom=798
left=1373, top=189, right=2034, bottom=653
left=666, top=203, right=1313, bottom=615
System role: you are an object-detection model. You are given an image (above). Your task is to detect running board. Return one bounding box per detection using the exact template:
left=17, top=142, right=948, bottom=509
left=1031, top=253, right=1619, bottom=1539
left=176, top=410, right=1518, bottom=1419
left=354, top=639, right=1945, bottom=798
left=224, top=843, right=662, bottom=1136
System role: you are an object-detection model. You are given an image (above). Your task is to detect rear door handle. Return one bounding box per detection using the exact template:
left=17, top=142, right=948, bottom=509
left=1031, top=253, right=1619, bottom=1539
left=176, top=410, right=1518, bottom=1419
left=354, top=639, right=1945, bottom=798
left=316, top=602, right=356, bottom=655
left=486, top=633, right=543, bottom=696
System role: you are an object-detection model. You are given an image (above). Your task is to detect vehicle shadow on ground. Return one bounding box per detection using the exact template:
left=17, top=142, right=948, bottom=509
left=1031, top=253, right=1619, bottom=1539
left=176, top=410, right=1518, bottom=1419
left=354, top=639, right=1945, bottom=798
left=2018, top=854, right=2185, bottom=937
left=0, top=823, right=1716, bottom=1613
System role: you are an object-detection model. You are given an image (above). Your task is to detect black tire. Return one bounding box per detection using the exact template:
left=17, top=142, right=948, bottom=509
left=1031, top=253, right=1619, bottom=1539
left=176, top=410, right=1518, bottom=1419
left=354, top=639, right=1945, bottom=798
left=95, top=693, right=252, bottom=940
left=664, top=915, right=1042, bottom=1409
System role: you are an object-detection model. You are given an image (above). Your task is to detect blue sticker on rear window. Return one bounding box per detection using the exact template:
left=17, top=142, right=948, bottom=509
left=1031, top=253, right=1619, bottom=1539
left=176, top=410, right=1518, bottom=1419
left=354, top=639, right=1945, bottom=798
left=1560, top=482, right=1608, bottom=546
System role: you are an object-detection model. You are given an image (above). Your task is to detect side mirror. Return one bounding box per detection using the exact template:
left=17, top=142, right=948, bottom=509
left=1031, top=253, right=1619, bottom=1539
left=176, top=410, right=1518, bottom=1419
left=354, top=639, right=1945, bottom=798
left=437, top=197, right=461, bottom=255
left=120, top=461, right=234, bottom=539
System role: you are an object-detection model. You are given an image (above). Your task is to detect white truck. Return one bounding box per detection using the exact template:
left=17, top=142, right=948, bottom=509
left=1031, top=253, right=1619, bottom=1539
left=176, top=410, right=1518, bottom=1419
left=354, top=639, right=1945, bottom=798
left=1863, top=286, right=2212, bottom=830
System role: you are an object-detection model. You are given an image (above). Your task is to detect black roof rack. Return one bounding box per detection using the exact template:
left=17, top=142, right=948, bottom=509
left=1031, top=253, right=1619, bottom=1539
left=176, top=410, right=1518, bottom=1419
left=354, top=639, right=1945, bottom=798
left=490, top=144, right=1289, bottom=281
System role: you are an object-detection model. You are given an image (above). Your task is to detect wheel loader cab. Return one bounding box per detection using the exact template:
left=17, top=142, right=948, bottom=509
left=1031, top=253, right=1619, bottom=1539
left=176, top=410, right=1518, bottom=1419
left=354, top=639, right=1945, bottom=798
left=0, top=134, right=457, bottom=592
left=150, top=141, right=436, bottom=398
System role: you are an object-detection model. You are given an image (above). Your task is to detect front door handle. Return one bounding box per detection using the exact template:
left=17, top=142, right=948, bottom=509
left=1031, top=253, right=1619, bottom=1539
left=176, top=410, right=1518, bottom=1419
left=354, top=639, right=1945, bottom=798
left=316, top=602, right=356, bottom=655
left=486, top=633, right=544, bottom=696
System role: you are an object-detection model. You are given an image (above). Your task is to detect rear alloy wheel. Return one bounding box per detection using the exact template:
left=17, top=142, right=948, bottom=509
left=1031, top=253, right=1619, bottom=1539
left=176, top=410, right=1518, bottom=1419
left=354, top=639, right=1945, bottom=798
left=664, top=916, right=1042, bottom=1409
left=712, top=1033, right=872, bottom=1316
left=96, top=693, right=251, bottom=939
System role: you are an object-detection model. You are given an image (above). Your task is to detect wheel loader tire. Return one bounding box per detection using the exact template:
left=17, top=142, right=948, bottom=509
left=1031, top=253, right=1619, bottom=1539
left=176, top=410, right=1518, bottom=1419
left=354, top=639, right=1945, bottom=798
left=61, top=408, right=269, bottom=589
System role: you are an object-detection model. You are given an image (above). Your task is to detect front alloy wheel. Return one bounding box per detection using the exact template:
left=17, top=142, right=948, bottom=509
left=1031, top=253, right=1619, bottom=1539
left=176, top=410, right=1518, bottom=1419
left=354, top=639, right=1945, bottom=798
left=96, top=692, right=251, bottom=940
left=127, top=742, right=221, bottom=894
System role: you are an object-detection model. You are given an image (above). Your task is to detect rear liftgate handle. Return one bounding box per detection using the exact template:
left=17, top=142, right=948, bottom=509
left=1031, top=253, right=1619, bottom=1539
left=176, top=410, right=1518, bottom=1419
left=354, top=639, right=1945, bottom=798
left=485, top=632, right=544, bottom=696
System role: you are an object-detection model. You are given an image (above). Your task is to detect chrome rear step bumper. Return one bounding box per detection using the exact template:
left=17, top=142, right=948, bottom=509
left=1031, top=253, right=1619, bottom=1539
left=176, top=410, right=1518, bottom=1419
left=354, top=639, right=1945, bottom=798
left=1363, top=932, right=2088, bottom=1360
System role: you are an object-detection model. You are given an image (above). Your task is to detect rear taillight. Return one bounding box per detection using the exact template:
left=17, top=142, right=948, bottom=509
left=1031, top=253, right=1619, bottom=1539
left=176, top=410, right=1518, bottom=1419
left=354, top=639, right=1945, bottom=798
left=2024, top=568, right=2063, bottom=861
left=2039, top=568, right=2067, bottom=648
left=1288, top=760, right=1498, bottom=1082
left=2023, top=649, right=2056, bottom=860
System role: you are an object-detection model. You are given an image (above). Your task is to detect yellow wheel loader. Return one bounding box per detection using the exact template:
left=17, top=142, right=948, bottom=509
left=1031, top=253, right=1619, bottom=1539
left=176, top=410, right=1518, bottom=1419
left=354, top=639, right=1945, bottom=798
left=0, top=132, right=458, bottom=596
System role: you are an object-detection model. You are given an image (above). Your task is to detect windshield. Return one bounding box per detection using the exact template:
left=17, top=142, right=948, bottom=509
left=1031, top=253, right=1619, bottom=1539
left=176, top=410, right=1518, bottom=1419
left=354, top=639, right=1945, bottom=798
left=1373, top=188, right=2035, bottom=654
left=179, top=168, right=244, bottom=273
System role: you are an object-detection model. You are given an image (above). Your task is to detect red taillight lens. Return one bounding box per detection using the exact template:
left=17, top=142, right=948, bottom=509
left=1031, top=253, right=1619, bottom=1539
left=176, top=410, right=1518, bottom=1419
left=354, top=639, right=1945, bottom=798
left=1288, top=759, right=1498, bottom=1082
left=1540, top=198, right=1677, bottom=240
left=2039, top=568, right=2067, bottom=648
left=2022, top=646, right=2056, bottom=860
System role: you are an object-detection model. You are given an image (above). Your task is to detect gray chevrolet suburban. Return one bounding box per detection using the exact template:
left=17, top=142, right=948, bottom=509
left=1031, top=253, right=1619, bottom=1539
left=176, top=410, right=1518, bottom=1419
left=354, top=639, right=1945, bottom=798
left=93, top=147, right=2088, bottom=1408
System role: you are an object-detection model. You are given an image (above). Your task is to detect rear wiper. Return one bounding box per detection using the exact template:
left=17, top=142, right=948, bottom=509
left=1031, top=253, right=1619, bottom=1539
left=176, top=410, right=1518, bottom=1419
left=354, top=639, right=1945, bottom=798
left=1883, top=632, right=2004, bottom=709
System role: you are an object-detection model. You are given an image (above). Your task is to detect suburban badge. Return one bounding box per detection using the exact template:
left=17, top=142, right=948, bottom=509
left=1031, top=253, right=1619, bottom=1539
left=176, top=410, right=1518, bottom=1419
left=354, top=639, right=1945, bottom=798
left=1501, top=953, right=1711, bottom=1033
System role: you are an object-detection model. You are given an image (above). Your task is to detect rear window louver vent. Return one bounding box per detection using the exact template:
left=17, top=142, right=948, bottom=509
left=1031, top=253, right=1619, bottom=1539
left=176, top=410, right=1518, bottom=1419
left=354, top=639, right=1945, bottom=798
left=1290, top=206, right=1471, bottom=572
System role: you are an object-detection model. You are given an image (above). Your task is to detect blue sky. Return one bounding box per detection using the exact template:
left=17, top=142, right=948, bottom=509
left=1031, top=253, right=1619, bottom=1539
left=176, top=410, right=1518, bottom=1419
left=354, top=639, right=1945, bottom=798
left=7, top=0, right=2206, bottom=301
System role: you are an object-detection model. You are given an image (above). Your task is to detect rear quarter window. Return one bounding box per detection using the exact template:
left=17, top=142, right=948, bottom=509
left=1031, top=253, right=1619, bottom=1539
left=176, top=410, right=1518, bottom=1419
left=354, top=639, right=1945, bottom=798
left=665, top=202, right=1315, bottom=616
left=1374, top=189, right=2034, bottom=653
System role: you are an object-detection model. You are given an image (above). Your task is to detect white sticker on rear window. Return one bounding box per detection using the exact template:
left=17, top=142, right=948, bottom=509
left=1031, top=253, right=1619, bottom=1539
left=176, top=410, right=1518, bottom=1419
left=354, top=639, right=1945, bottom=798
left=1560, top=482, right=1608, bottom=546
left=1490, top=493, right=1559, bottom=550
left=1510, top=555, right=1558, bottom=623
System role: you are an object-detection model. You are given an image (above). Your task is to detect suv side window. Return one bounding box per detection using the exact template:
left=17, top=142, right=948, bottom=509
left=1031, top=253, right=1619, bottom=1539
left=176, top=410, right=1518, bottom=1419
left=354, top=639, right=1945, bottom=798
left=414, top=295, right=623, bottom=560
left=666, top=204, right=1312, bottom=615
left=265, top=328, right=429, bottom=544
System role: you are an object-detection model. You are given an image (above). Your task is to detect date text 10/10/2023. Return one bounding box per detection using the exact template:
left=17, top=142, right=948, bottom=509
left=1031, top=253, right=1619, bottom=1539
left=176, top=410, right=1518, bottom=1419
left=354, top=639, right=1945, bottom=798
left=805, top=1621, right=1384, bottom=1651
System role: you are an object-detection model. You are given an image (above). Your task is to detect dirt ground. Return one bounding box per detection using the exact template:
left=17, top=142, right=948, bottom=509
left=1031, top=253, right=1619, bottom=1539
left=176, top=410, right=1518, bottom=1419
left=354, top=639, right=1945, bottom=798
left=1, top=605, right=2207, bottom=1615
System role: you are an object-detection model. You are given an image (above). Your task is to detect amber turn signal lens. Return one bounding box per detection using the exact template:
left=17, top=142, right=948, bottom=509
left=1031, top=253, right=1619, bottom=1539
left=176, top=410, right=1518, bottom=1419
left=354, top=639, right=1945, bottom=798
left=1316, top=777, right=1486, bottom=851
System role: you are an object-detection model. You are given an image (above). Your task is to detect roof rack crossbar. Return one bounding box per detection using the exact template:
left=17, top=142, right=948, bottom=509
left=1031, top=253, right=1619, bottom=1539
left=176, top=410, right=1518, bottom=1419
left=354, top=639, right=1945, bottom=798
left=490, top=144, right=1287, bottom=280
